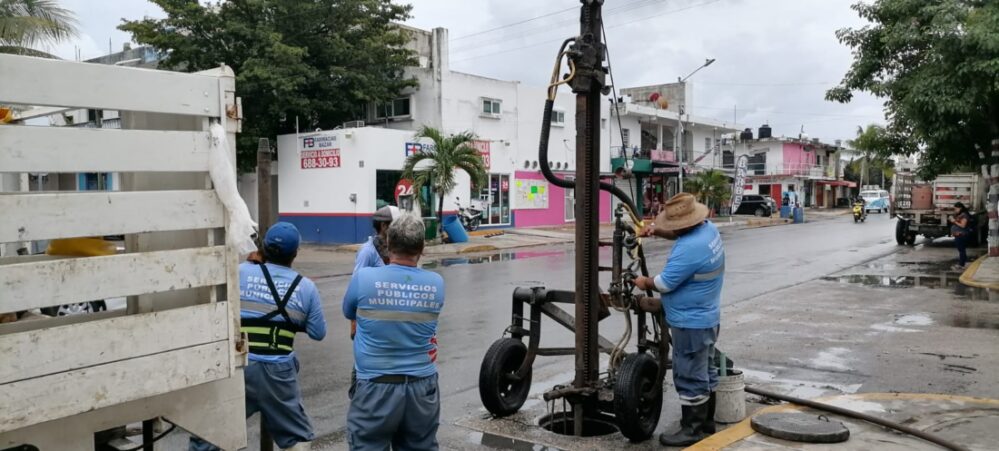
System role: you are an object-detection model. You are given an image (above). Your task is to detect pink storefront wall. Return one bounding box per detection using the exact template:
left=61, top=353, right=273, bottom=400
left=513, top=170, right=611, bottom=228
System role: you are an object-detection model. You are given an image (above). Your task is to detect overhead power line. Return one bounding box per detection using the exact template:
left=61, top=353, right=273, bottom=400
left=449, top=0, right=663, bottom=54
left=449, top=4, right=578, bottom=41
left=451, top=0, right=722, bottom=63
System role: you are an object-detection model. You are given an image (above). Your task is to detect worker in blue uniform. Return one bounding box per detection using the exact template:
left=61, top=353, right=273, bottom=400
left=354, top=205, right=400, bottom=273
left=636, top=193, right=725, bottom=447
left=190, top=222, right=327, bottom=451
left=342, top=214, right=445, bottom=451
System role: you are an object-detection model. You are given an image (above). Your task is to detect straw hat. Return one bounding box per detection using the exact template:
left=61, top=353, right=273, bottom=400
left=654, top=193, right=709, bottom=232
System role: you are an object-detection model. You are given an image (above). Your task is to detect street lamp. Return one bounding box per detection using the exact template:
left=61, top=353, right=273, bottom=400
left=676, top=58, right=715, bottom=193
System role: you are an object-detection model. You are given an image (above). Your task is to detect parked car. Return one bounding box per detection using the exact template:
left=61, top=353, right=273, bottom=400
left=735, top=195, right=773, bottom=217
left=762, top=195, right=777, bottom=213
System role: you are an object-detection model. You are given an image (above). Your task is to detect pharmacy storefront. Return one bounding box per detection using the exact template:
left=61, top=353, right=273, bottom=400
left=276, top=128, right=609, bottom=244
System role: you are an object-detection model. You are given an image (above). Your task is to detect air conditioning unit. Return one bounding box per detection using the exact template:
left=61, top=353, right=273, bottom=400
left=342, top=120, right=365, bottom=129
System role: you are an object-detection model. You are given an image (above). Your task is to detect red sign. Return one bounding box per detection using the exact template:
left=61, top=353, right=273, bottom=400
left=471, top=140, right=491, bottom=169
left=395, top=179, right=414, bottom=203
left=300, top=148, right=340, bottom=169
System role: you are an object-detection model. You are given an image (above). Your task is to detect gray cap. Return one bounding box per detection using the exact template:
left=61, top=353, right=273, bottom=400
left=373, top=205, right=401, bottom=223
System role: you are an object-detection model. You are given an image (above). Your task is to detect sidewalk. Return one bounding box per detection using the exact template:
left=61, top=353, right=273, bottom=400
left=960, top=254, right=999, bottom=289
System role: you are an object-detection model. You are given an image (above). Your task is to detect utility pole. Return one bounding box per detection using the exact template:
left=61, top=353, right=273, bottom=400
left=257, top=138, right=274, bottom=232
left=566, top=0, right=606, bottom=436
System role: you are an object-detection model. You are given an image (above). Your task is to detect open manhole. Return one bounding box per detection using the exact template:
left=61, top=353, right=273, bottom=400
left=538, top=412, right=619, bottom=437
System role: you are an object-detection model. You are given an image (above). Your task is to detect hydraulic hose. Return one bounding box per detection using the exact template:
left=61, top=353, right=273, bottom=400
left=537, top=98, right=641, bottom=218
left=744, top=385, right=970, bottom=451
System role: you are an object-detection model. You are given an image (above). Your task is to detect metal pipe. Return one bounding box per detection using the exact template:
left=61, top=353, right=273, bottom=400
left=744, top=386, right=970, bottom=451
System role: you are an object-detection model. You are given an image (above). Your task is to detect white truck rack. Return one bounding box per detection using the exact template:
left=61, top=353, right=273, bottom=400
left=0, top=53, right=247, bottom=449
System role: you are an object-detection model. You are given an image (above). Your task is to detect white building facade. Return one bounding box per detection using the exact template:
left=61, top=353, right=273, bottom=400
left=277, top=27, right=616, bottom=244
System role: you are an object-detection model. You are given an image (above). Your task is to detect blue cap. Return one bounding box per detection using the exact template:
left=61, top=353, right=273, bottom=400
left=264, top=222, right=300, bottom=257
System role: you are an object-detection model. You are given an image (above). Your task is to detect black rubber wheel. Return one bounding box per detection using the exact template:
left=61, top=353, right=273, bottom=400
left=895, top=219, right=907, bottom=245
left=468, top=217, right=480, bottom=232
left=905, top=234, right=917, bottom=246
left=479, top=338, right=532, bottom=417
left=854, top=216, right=859, bottom=223
left=754, top=208, right=766, bottom=217
left=613, top=353, right=663, bottom=442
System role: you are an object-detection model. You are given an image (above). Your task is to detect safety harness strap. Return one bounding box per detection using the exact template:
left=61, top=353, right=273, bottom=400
left=240, top=263, right=305, bottom=355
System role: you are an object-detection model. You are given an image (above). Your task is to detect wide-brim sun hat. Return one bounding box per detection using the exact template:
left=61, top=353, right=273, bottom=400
left=654, top=193, right=709, bottom=232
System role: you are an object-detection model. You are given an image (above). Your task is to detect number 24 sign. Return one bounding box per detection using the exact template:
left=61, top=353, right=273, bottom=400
left=395, top=179, right=415, bottom=203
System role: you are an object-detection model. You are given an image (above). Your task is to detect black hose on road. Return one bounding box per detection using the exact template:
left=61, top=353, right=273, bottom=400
left=744, top=385, right=970, bottom=451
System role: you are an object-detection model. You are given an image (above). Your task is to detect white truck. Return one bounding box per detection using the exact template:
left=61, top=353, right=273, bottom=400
left=891, top=172, right=987, bottom=246
left=1, top=54, right=248, bottom=449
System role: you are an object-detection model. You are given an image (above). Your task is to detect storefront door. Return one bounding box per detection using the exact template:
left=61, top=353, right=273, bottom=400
left=475, top=174, right=511, bottom=225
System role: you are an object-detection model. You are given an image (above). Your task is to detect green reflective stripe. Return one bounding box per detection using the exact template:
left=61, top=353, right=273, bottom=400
left=278, top=329, right=296, bottom=339
left=242, top=326, right=274, bottom=335
left=357, top=309, right=439, bottom=322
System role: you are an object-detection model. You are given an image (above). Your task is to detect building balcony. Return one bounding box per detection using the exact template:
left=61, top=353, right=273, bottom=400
left=748, top=163, right=837, bottom=180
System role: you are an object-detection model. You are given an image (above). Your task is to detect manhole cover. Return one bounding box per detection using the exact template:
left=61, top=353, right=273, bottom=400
left=751, top=413, right=850, bottom=443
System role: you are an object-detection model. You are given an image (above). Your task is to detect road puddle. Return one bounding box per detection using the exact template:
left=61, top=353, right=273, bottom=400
left=422, top=250, right=566, bottom=269
left=822, top=274, right=997, bottom=301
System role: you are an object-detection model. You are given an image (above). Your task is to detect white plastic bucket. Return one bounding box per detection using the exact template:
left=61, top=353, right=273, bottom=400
left=715, top=369, right=746, bottom=423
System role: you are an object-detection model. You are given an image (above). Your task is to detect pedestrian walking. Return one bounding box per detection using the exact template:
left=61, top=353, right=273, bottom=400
left=190, top=222, right=327, bottom=451
left=949, top=202, right=972, bottom=270
left=342, top=214, right=445, bottom=450
left=634, top=193, right=725, bottom=447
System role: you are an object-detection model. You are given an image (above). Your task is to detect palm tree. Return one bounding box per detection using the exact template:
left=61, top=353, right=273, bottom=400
left=689, top=169, right=731, bottom=213
left=0, top=0, right=78, bottom=58
left=402, top=126, right=487, bottom=238
left=848, top=124, right=894, bottom=189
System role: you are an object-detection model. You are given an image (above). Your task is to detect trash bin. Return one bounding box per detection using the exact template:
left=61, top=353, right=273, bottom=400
left=779, top=205, right=792, bottom=219
left=441, top=216, right=469, bottom=243
left=793, top=207, right=805, bottom=224
left=423, top=217, right=439, bottom=241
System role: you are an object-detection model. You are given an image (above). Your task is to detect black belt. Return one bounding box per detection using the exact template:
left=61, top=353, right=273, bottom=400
left=371, top=374, right=430, bottom=384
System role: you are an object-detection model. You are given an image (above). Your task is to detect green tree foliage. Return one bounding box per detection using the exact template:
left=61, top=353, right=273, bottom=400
left=120, top=0, right=418, bottom=172
left=0, top=0, right=77, bottom=57
left=827, top=0, right=999, bottom=179
left=847, top=124, right=896, bottom=188
left=685, top=169, right=730, bottom=212
left=402, top=127, right=487, bottom=237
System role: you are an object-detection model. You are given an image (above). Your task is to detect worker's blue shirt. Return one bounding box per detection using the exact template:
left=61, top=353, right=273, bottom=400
left=342, top=264, right=445, bottom=380
left=240, top=262, right=327, bottom=363
left=354, top=236, right=385, bottom=273
left=654, top=221, right=724, bottom=329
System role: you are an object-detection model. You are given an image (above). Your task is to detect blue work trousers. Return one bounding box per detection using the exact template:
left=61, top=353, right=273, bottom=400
left=190, top=357, right=314, bottom=450
left=670, top=326, right=720, bottom=406
left=347, top=374, right=440, bottom=451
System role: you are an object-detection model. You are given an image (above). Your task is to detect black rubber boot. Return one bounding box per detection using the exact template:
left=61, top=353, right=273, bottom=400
left=702, top=392, right=717, bottom=434
left=659, top=403, right=710, bottom=447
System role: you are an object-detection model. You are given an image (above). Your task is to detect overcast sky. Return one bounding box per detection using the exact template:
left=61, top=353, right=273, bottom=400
left=48, top=0, right=885, bottom=144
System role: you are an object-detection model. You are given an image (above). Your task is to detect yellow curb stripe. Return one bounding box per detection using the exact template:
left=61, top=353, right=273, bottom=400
left=958, top=254, right=997, bottom=289
left=686, top=392, right=999, bottom=450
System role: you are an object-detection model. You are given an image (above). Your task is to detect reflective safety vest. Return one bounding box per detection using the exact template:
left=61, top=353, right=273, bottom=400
left=241, top=263, right=306, bottom=355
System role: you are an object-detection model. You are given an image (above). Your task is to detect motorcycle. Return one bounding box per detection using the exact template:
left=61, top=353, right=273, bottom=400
left=853, top=200, right=867, bottom=223
left=456, top=197, right=483, bottom=231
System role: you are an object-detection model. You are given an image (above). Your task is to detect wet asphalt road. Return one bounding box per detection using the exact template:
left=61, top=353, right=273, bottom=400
left=281, top=212, right=910, bottom=449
